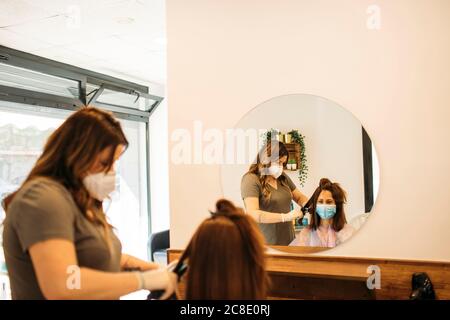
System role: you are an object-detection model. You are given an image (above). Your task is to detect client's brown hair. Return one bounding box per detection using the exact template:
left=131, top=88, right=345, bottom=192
left=307, top=178, right=348, bottom=232
left=182, top=199, right=269, bottom=300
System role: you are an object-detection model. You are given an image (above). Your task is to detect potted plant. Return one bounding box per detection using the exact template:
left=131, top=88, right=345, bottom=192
left=290, top=158, right=297, bottom=170
left=286, top=159, right=292, bottom=170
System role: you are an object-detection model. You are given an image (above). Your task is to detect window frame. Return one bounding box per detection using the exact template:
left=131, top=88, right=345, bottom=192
left=0, top=45, right=161, bottom=260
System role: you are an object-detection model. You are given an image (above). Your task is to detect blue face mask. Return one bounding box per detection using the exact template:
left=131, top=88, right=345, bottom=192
left=315, top=204, right=336, bottom=220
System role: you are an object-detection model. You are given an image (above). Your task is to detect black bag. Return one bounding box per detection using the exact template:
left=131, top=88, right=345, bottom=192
left=409, top=272, right=436, bottom=300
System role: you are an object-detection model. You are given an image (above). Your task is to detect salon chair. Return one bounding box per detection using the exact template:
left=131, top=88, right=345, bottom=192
left=148, top=229, right=170, bottom=264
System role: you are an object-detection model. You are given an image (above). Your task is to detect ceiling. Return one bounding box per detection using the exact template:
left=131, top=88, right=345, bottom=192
left=0, top=0, right=166, bottom=89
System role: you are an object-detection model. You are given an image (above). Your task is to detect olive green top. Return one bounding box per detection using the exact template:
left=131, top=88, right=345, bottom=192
left=2, top=177, right=122, bottom=300
left=241, top=172, right=297, bottom=245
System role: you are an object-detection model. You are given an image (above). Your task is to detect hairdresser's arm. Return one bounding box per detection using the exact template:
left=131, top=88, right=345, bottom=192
left=292, top=189, right=309, bottom=208
left=243, top=197, right=302, bottom=223
left=29, top=239, right=173, bottom=300
left=121, top=254, right=160, bottom=271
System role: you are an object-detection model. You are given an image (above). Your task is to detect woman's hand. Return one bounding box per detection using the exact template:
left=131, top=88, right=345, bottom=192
left=244, top=197, right=297, bottom=224
left=137, top=268, right=178, bottom=300
left=166, top=260, right=179, bottom=272
left=283, top=209, right=303, bottom=222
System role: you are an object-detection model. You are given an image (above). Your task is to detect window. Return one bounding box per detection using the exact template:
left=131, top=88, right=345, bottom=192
left=0, top=105, right=65, bottom=211
left=86, top=83, right=157, bottom=111
left=105, top=119, right=149, bottom=260
left=0, top=62, right=79, bottom=98
left=0, top=104, right=65, bottom=300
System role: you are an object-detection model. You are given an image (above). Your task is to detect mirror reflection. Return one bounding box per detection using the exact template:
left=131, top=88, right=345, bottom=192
left=220, top=94, right=379, bottom=251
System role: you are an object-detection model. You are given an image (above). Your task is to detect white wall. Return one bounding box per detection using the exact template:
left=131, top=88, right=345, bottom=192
left=167, top=0, right=450, bottom=261
left=220, top=94, right=367, bottom=223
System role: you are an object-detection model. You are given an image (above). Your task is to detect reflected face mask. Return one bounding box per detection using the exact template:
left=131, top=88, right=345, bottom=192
left=267, top=164, right=283, bottom=179
left=315, top=204, right=337, bottom=220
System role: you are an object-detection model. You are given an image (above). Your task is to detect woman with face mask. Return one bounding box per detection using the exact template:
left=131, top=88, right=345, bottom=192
left=2, top=107, right=177, bottom=300
left=289, top=178, right=354, bottom=247
left=241, top=141, right=308, bottom=246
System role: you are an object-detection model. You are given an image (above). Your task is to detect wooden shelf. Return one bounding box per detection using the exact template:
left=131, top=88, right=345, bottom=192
left=284, top=142, right=302, bottom=170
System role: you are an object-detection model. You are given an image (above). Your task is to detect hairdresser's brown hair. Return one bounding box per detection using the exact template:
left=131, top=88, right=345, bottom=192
left=247, top=140, right=290, bottom=199
left=3, top=107, right=128, bottom=245
left=307, top=178, right=348, bottom=232
left=183, top=199, right=269, bottom=300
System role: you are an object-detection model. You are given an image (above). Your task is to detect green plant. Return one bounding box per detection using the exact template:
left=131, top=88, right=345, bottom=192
left=288, top=130, right=308, bottom=187
left=262, top=128, right=280, bottom=142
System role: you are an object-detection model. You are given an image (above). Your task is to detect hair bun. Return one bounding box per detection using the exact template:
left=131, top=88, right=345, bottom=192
left=213, top=199, right=245, bottom=216
left=215, top=199, right=237, bottom=214
left=319, top=178, right=332, bottom=188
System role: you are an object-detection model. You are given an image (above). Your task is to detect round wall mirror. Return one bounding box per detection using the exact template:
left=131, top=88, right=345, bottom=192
left=220, top=94, right=380, bottom=253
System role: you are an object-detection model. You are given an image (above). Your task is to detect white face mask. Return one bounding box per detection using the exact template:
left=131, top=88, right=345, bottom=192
left=83, top=171, right=116, bottom=201
left=267, top=164, right=283, bottom=179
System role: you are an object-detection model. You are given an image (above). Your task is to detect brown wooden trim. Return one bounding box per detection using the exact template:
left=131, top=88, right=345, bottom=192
left=269, top=245, right=328, bottom=254
left=169, top=248, right=450, bottom=268
left=168, top=248, right=450, bottom=299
